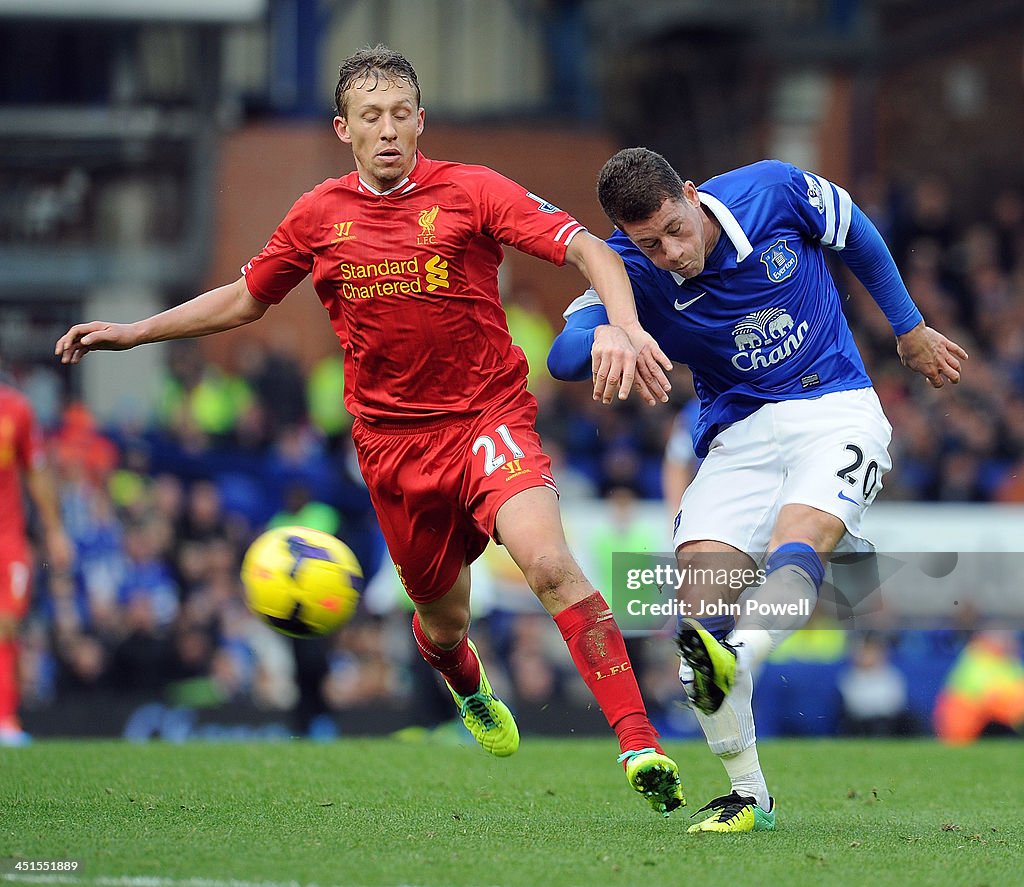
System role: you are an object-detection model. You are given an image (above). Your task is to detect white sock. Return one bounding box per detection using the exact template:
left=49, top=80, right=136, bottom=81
left=687, top=663, right=770, bottom=809
left=719, top=744, right=769, bottom=810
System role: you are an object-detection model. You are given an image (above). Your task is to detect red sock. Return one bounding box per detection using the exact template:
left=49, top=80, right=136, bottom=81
left=412, top=612, right=481, bottom=697
left=554, top=592, right=662, bottom=756
left=0, top=638, right=19, bottom=729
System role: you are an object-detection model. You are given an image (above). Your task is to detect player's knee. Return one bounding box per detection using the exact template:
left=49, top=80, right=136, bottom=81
left=418, top=609, right=470, bottom=649
left=674, top=550, right=719, bottom=610
left=521, top=553, right=585, bottom=601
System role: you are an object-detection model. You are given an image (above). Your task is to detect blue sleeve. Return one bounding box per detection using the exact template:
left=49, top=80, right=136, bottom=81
left=547, top=304, right=610, bottom=381
left=839, top=204, right=923, bottom=336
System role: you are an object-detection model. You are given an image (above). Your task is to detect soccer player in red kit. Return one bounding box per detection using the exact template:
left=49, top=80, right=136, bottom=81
left=0, top=380, right=73, bottom=746
left=55, top=45, right=684, bottom=814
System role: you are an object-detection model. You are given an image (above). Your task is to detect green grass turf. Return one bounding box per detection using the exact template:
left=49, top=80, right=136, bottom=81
left=2, top=738, right=1021, bottom=887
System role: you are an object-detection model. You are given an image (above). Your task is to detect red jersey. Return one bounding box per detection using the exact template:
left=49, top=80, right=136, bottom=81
left=243, top=153, right=586, bottom=423
left=0, top=385, right=45, bottom=553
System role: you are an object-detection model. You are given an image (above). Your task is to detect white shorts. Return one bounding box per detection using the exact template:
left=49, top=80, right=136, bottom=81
left=672, top=388, right=892, bottom=560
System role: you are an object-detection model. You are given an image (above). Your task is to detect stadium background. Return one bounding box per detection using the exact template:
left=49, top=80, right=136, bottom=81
left=1, top=0, right=1023, bottom=745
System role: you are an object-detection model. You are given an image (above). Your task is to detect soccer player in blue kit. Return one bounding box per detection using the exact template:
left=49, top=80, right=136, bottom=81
left=549, top=148, right=967, bottom=832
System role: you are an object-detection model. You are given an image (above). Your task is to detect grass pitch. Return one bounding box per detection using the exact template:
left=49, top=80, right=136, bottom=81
left=2, top=738, right=1021, bottom=887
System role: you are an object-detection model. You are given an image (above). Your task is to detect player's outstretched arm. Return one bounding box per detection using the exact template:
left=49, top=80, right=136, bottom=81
left=55, top=276, right=268, bottom=365
left=548, top=304, right=607, bottom=382
left=835, top=202, right=968, bottom=387
left=564, top=232, right=672, bottom=404
left=548, top=305, right=673, bottom=406
left=896, top=321, right=968, bottom=388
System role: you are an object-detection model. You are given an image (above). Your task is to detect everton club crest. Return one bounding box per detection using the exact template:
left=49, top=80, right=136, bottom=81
left=760, top=239, right=798, bottom=283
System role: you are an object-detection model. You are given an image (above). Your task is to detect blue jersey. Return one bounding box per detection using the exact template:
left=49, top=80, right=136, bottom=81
left=555, top=160, right=922, bottom=456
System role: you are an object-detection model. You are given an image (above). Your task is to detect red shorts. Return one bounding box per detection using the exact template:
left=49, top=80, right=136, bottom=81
left=0, top=550, right=32, bottom=619
left=352, top=388, right=557, bottom=605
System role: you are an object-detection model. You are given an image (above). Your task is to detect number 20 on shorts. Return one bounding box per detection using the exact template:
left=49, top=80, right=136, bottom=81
left=836, top=443, right=880, bottom=500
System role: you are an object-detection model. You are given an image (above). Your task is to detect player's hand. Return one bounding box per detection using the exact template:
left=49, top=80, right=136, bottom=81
left=591, top=324, right=639, bottom=404
left=896, top=322, right=968, bottom=388
left=54, top=321, right=140, bottom=365
left=623, top=324, right=673, bottom=405
left=591, top=324, right=672, bottom=405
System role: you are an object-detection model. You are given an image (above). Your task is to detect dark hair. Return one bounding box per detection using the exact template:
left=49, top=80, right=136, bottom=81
left=597, top=147, right=685, bottom=226
left=334, top=44, right=421, bottom=117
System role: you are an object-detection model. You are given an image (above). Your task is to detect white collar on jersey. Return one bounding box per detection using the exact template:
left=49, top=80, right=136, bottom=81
left=669, top=192, right=755, bottom=284
left=357, top=156, right=420, bottom=196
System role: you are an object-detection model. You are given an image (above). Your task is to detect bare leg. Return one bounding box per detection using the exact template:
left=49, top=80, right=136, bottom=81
left=495, top=487, right=662, bottom=754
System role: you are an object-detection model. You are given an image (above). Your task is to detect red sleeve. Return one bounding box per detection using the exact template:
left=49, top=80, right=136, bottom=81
left=465, top=167, right=586, bottom=266
left=242, top=193, right=316, bottom=304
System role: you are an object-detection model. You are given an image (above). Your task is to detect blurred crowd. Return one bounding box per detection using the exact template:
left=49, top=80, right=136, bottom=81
left=11, top=174, right=1024, bottom=741
left=850, top=177, right=1024, bottom=502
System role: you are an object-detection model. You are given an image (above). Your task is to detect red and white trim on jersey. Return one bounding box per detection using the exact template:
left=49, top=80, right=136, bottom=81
left=355, top=156, right=420, bottom=197
left=554, top=221, right=585, bottom=245
left=357, top=176, right=419, bottom=197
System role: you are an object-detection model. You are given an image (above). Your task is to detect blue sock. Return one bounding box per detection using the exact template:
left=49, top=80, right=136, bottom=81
left=765, top=541, right=825, bottom=592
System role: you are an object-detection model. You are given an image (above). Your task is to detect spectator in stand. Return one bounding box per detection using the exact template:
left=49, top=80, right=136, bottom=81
left=306, top=353, right=352, bottom=452
left=157, top=341, right=253, bottom=448
left=177, top=481, right=230, bottom=547
left=934, top=630, right=1024, bottom=744
left=268, top=484, right=342, bottom=536
left=992, top=189, right=1023, bottom=274
left=115, top=522, right=180, bottom=680
left=503, top=283, right=556, bottom=393
left=838, top=633, right=916, bottom=736
left=50, top=402, right=118, bottom=488
left=237, top=338, right=308, bottom=438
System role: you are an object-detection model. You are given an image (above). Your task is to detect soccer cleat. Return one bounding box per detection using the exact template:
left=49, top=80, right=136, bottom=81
left=687, top=792, right=776, bottom=833
left=675, top=617, right=737, bottom=714
left=0, top=726, right=32, bottom=747
left=677, top=661, right=697, bottom=708
left=446, top=639, right=519, bottom=757
left=618, top=747, right=685, bottom=817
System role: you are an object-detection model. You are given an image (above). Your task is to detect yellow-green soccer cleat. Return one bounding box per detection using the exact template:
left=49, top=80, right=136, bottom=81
left=618, top=747, right=686, bottom=817
left=675, top=617, right=737, bottom=714
left=687, top=792, right=776, bottom=833
left=446, top=640, right=519, bottom=757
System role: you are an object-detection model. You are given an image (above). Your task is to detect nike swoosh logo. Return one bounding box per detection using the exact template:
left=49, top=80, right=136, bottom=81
left=674, top=292, right=707, bottom=311
left=837, top=490, right=859, bottom=504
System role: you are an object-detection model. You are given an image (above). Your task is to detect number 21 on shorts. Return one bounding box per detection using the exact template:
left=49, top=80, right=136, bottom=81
left=472, top=424, right=525, bottom=476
